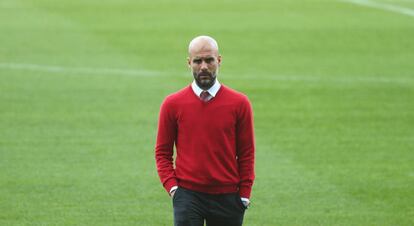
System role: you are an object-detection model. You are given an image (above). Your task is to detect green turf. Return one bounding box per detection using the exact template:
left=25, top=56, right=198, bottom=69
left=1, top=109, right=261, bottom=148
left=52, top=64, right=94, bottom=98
left=1, top=0, right=413, bottom=225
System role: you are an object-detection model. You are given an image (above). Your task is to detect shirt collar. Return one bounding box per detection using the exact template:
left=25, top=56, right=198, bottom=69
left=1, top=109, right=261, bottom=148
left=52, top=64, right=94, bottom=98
left=191, top=79, right=221, bottom=97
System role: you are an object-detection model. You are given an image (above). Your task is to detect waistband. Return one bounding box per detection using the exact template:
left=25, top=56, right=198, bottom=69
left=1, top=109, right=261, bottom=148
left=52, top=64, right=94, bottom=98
left=178, top=180, right=239, bottom=195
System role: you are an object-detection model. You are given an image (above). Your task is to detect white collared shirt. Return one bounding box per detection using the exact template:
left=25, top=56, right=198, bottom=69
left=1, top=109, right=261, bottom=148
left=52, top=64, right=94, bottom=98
left=191, top=79, right=221, bottom=101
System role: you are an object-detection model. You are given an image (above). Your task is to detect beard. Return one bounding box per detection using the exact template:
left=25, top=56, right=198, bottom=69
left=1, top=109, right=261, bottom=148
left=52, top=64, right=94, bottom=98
left=193, top=70, right=217, bottom=90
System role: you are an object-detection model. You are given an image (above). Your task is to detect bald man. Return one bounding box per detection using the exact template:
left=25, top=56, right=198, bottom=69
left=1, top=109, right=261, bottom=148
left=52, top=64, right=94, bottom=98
left=155, top=35, right=255, bottom=226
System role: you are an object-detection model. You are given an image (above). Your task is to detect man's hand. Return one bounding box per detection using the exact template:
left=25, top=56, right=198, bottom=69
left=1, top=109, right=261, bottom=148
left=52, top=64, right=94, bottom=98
left=241, top=197, right=250, bottom=209
left=170, top=186, right=178, bottom=198
left=170, top=189, right=177, bottom=198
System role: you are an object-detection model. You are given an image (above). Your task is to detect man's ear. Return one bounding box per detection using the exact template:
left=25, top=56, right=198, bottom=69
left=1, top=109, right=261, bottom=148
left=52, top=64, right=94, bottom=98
left=218, top=55, right=222, bottom=66
left=187, top=57, right=191, bottom=68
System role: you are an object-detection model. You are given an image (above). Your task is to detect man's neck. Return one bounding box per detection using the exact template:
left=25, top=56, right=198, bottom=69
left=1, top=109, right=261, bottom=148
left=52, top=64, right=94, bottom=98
left=191, top=79, right=221, bottom=98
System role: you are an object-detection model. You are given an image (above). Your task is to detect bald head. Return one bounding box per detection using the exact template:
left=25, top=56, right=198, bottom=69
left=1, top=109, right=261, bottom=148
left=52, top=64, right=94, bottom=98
left=188, top=35, right=219, bottom=57
left=187, top=35, right=222, bottom=90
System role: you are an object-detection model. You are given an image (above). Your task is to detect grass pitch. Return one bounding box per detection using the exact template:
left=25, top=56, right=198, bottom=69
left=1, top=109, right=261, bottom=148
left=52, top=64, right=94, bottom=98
left=1, top=0, right=413, bottom=225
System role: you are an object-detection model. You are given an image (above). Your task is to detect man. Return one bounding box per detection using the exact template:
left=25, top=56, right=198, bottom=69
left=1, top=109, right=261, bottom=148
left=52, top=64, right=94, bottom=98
left=155, top=35, right=255, bottom=226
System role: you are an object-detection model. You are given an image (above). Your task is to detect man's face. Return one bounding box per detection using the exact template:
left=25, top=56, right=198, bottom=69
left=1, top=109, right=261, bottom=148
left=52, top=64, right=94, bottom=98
left=188, top=50, right=221, bottom=90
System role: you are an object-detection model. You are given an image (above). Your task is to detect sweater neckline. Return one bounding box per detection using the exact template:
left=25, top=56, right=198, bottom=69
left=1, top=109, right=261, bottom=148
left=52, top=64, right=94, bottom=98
left=189, top=84, right=224, bottom=104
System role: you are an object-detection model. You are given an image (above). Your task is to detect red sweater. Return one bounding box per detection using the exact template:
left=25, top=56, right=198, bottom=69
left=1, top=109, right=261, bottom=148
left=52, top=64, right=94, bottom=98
left=155, top=84, right=255, bottom=198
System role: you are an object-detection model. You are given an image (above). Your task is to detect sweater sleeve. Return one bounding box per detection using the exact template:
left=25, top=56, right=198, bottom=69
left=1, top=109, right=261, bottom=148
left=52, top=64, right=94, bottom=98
left=236, top=96, right=255, bottom=198
left=155, top=97, right=178, bottom=194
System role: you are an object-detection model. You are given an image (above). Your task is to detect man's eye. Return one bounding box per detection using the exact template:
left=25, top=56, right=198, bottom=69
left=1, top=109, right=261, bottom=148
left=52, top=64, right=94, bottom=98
left=193, top=59, right=202, bottom=64
left=205, top=58, right=214, bottom=63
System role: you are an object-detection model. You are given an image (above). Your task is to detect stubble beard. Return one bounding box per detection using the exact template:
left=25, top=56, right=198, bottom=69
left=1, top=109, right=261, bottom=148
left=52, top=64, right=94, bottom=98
left=193, top=71, right=217, bottom=90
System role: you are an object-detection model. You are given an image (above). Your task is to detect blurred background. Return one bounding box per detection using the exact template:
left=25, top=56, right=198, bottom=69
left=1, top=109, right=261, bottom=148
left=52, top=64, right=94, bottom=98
left=1, top=0, right=413, bottom=225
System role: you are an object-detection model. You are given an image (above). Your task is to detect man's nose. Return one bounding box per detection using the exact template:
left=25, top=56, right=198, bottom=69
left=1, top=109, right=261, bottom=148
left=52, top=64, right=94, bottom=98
left=200, top=61, right=208, bottom=70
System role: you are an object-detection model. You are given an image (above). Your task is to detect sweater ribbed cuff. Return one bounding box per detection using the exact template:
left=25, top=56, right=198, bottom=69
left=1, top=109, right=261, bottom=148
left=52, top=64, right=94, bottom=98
left=164, top=178, right=178, bottom=194
left=238, top=186, right=252, bottom=199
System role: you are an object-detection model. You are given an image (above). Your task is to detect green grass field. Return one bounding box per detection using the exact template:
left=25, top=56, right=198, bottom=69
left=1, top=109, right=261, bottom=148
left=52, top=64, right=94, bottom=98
left=1, top=0, right=413, bottom=225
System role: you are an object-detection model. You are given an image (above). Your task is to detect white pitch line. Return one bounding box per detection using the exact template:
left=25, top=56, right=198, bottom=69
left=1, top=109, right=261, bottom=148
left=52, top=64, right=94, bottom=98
left=341, top=0, right=414, bottom=17
left=0, top=62, right=163, bottom=77
left=0, top=62, right=412, bottom=85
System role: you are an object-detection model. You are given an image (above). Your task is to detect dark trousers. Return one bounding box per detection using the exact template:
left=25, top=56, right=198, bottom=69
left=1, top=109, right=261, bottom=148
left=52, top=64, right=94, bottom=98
left=173, top=187, right=246, bottom=226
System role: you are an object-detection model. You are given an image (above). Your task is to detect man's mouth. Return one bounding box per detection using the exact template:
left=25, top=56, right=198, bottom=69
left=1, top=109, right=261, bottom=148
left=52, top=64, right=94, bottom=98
left=198, top=72, right=211, bottom=79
